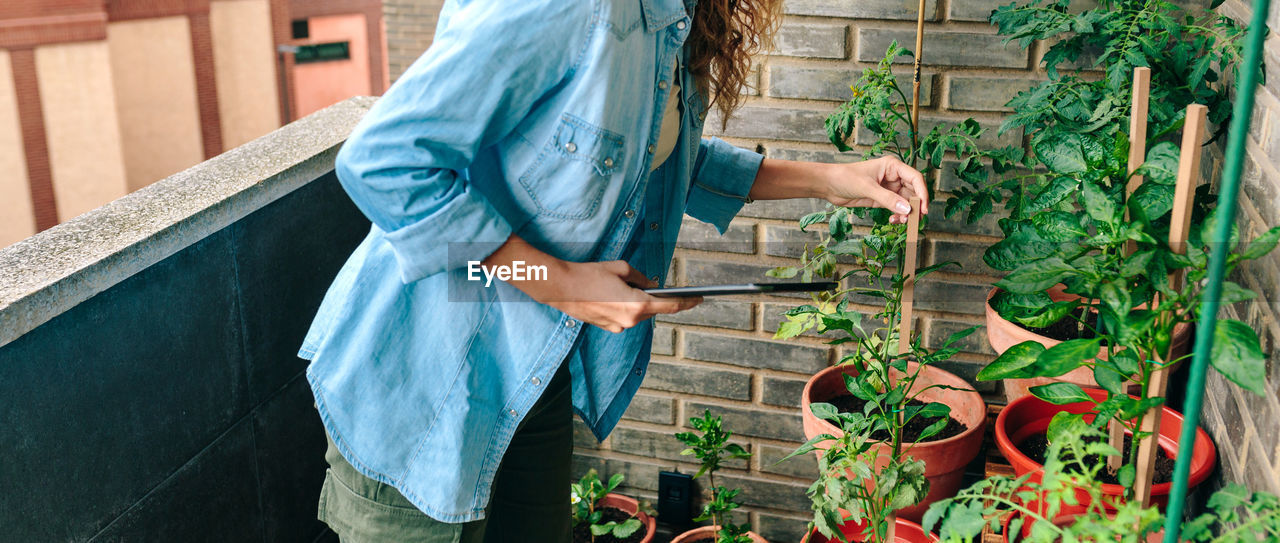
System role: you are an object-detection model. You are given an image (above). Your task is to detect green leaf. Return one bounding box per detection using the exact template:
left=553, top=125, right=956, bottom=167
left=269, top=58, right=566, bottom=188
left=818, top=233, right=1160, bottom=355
left=1093, top=364, right=1127, bottom=394
left=1029, top=382, right=1092, bottom=404
left=766, top=266, right=799, bottom=279
left=1118, top=464, right=1136, bottom=488
left=614, top=518, right=642, bottom=537
left=1012, top=300, right=1079, bottom=329
left=1240, top=225, right=1280, bottom=260
left=591, top=523, right=616, bottom=536
left=1035, top=133, right=1089, bottom=173
left=774, top=317, right=810, bottom=340
left=606, top=473, right=624, bottom=492
left=799, top=212, right=828, bottom=231
left=1140, top=142, right=1181, bottom=185
left=978, top=341, right=1046, bottom=380
left=1210, top=319, right=1268, bottom=396
left=809, top=402, right=839, bottom=421
left=1032, top=211, right=1088, bottom=242
left=1080, top=181, right=1118, bottom=224
left=1032, top=338, right=1102, bottom=377
left=1130, top=182, right=1174, bottom=221
left=1120, top=249, right=1155, bottom=277
left=995, top=257, right=1078, bottom=294
left=1024, top=176, right=1079, bottom=214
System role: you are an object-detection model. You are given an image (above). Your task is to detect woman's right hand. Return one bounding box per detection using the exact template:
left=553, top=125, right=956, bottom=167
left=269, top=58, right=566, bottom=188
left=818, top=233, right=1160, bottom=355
left=536, top=260, right=702, bottom=333
left=482, top=235, right=701, bottom=333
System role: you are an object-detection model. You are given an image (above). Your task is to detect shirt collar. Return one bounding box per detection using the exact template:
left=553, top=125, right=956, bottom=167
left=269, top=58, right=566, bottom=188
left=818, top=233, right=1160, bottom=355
left=640, top=0, right=690, bottom=33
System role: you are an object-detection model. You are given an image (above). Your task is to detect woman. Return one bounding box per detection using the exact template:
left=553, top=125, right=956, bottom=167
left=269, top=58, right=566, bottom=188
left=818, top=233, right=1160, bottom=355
left=299, top=0, right=928, bottom=541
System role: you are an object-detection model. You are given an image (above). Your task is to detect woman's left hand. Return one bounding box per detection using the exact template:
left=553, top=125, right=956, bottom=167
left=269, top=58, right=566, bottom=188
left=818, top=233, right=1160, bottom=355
left=823, top=156, right=929, bottom=224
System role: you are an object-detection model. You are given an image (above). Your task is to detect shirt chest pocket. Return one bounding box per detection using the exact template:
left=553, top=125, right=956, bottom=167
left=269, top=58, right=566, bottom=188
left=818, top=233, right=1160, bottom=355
left=518, top=114, right=625, bottom=220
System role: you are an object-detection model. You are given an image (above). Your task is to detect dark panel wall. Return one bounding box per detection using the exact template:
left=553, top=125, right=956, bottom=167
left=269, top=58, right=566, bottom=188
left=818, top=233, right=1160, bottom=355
left=0, top=172, right=369, bottom=542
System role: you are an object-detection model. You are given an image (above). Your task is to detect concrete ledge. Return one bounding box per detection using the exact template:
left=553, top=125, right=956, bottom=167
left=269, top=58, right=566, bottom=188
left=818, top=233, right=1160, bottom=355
left=0, top=96, right=374, bottom=348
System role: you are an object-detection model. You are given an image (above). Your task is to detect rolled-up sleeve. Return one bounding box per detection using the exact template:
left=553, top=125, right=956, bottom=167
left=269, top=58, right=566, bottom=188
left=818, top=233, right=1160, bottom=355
left=684, top=137, right=764, bottom=233
left=334, top=0, right=591, bottom=283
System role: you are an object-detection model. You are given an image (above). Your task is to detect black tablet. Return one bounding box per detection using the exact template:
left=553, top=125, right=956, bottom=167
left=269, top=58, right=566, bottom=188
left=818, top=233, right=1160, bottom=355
left=643, top=281, right=838, bottom=297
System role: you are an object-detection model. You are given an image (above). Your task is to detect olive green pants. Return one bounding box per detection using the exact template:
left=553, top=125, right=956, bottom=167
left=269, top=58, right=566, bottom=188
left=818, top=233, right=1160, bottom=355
left=317, top=363, right=573, bottom=543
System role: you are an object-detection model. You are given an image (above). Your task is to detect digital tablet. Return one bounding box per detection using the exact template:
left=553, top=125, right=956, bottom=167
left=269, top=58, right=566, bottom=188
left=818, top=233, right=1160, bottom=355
left=643, top=281, right=839, bottom=297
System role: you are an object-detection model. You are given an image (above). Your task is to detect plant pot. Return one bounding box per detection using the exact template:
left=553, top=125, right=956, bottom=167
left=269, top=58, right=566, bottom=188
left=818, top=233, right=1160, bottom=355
left=593, top=493, right=656, bottom=543
left=801, top=517, right=939, bottom=542
left=998, top=506, right=1164, bottom=542
left=800, top=363, right=987, bottom=522
left=670, top=525, right=769, bottom=543
left=993, top=387, right=1216, bottom=511
left=985, top=285, right=1192, bottom=402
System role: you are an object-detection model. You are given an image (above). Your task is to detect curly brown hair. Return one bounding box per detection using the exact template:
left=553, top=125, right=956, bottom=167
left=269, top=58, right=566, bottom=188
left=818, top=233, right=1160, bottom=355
left=685, top=0, right=782, bottom=128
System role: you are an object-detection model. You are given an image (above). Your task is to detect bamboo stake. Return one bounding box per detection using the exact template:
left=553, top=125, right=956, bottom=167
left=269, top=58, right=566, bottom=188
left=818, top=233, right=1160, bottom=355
left=1112, top=66, right=1152, bottom=474
left=1133, top=104, right=1207, bottom=507
left=909, top=0, right=927, bottom=167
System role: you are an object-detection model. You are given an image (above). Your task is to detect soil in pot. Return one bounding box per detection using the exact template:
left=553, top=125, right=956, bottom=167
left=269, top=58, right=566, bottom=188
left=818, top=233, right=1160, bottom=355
left=572, top=507, right=648, bottom=543
left=828, top=396, right=967, bottom=442
left=1017, top=433, right=1175, bottom=485
left=1021, top=306, right=1100, bottom=342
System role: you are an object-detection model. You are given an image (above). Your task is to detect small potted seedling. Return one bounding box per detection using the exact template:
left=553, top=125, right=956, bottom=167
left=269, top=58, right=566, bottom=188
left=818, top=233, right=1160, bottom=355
left=671, top=410, right=768, bottom=543
left=571, top=469, right=656, bottom=543
left=924, top=412, right=1280, bottom=542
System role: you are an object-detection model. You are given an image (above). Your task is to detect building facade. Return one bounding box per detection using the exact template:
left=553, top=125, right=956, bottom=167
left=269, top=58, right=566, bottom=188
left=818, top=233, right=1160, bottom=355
left=0, top=0, right=386, bottom=248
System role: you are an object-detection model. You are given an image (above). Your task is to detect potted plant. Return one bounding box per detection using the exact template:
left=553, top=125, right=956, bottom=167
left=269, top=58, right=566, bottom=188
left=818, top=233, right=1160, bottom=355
left=939, top=0, right=1249, bottom=401
left=671, top=410, right=768, bottom=543
left=571, top=469, right=656, bottom=543
left=923, top=413, right=1280, bottom=542
left=977, top=191, right=1279, bottom=507
left=769, top=42, right=987, bottom=536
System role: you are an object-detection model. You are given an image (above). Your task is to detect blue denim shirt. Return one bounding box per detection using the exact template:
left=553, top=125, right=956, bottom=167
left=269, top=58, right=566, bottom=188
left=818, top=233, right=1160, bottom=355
left=299, top=0, right=764, bottom=523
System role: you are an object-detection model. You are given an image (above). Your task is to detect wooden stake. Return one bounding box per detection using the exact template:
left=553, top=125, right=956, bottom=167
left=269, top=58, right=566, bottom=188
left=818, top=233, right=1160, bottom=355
left=909, top=0, right=927, bottom=167
left=1133, top=104, right=1207, bottom=507
left=1111, top=66, right=1151, bottom=474
left=898, top=198, right=921, bottom=356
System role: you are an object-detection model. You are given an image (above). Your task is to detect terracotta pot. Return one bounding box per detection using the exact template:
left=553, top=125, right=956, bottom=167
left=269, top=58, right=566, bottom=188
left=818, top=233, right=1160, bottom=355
left=999, top=507, right=1163, bottom=542
left=984, top=285, right=1192, bottom=402
left=595, top=493, right=656, bottom=543
left=801, top=517, right=939, bottom=543
left=801, top=363, right=987, bottom=521
left=670, top=525, right=769, bottom=543
left=993, top=387, right=1216, bottom=511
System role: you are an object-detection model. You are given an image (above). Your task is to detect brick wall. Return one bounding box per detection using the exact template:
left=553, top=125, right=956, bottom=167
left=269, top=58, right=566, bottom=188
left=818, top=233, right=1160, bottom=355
left=573, top=1, right=1033, bottom=540
left=382, top=0, right=444, bottom=82
left=569, top=0, right=1280, bottom=539
left=1199, top=0, right=1280, bottom=499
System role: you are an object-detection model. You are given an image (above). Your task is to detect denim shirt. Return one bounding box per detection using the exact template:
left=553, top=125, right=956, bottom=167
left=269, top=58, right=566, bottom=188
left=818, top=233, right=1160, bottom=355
left=299, top=0, right=764, bottom=523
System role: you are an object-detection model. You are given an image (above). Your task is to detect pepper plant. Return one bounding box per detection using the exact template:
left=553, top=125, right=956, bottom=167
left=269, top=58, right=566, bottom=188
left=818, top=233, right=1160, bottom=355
left=571, top=469, right=643, bottom=542
left=923, top=413, right=1280, bottom=542
left=975, top=186, right=1280, bottom=485
left=675, top=410, right=754, bottom=543
left=942, top=0, right=1249, bottom=335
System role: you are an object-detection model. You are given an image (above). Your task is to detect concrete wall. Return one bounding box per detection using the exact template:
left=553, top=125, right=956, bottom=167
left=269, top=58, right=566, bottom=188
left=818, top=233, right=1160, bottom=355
left=0, top=98, right=373, bottom=543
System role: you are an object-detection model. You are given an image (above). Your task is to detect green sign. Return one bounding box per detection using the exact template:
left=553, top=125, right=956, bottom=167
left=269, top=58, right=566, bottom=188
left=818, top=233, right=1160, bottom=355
left=295, top=41, right=350, bottom=64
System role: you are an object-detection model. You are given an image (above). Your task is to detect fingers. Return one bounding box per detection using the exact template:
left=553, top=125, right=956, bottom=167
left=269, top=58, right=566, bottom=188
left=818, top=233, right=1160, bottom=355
left=880, top=156, right=929, bottom=215
left=604, top=260, right=656, bottom=288
left=645, top=295, right=703, bottom=314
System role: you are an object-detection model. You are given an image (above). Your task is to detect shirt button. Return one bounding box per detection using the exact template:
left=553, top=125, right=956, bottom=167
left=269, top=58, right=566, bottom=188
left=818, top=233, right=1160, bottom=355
left=603, top=157, right=614, bottom=168
left=647, top=144, right=656, bottom=154
left=649, top=275, right=659, bottom=283
left=658, top=80, right=668, bottom=90
left=624, top=209, right=636, bottom=218
left=649, top=222, right=659, bottom=231
left=565, top=320, right=577, bottom=328
left=508, top=409, right=518, bottom=416
left=564, top=142, right=577, bottom=153
left=531, top=377, right=541, bottom=386
left=633, top=368, right=643, bottom=376
left=676, top=21, right=687, bottom=30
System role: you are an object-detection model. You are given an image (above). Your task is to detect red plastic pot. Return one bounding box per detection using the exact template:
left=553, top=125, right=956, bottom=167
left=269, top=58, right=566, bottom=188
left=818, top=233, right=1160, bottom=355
left=671, top=525, right=769, bottom=542
left=999, top=507, right=1164, bottom=542
left=993, top=387, right=1216, bottom=511
left=985, top=286, right=1191, bottom=402
left=595, top=493, right=656, bottom=543
left=801, top=363, right=986, bottom=521
left=801, top=517, right=939, bottom=543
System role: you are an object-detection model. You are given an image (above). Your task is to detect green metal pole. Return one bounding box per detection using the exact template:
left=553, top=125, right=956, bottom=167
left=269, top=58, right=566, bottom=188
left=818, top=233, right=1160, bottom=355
left=1162, top=1, right=1270, bottom=541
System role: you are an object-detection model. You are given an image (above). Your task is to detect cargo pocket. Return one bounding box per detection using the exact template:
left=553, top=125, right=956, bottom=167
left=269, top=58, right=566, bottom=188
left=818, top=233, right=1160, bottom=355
left=318, top=469, right=461, bottom=543
left=517, top=114, right=624, bottom=220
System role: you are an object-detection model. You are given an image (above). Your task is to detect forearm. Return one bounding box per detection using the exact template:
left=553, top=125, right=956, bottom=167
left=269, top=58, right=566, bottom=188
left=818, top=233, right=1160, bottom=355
left=747, top=158, right=833, bottom=201
left=481, top=234, right=568, bottom=302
